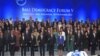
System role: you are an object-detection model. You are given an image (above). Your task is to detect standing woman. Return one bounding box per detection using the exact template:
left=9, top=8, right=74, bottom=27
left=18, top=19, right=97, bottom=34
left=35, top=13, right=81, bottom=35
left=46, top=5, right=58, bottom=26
left=9, top=30, right=16, bottom=56
left=48, top=31, right=55, bottom=56
left=13, top=27, right=21, bottom=51
left=53, top=28, right=58, bottom=51
left=57, top=32, right=64, bottom=56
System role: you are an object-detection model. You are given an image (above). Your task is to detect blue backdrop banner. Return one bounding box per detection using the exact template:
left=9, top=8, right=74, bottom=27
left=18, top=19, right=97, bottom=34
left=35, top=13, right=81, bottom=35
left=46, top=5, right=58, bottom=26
left=0, top=0, right=100, bottom=21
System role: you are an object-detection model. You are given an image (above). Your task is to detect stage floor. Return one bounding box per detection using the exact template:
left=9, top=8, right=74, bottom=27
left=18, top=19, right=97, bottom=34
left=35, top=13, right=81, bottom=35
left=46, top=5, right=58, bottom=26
left=4, top=51, right=100, bottom=56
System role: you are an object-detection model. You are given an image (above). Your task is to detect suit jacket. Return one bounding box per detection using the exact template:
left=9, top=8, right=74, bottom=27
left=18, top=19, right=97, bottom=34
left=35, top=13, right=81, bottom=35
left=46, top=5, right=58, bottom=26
left=20, top=35, right=27, bottom=47
left=97, top=30, right=100, bottom=41
left=0, top=36, right=4, bottom=48
left=30, top=35, right=36, bottom=47
left=90, top=32, right=97, bottom=45
left=74, top=33, right=83, bottom=45
left=24, top=31, right=31, bottom=43
left=9, top=35, right=16, bottom=46
left=4, top=31, right=10, bottom=44
left=48, top=34, right=56, bottom=46
left=38, top=34, right=46, bottom=46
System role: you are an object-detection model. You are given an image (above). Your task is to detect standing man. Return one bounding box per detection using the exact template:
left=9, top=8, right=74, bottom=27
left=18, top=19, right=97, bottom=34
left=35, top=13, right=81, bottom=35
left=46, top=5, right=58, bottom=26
left=20, top=33, right=27, bottom=56
left=38, top=32, right=46, bottom=56
left=90, top=28, right=97, bottom=55
left=48, top=32, right=55, bottom=56
left=24, top=27, right=31, bottom=51
left=74, top=29, right=83, bottom=51
left=4, top=29, right=10, bottom=52
left=97, top=25, right=100, bottom=50
left=0, top=30, right=4, bottom=56
left=30, top=32, right=36, bottom=56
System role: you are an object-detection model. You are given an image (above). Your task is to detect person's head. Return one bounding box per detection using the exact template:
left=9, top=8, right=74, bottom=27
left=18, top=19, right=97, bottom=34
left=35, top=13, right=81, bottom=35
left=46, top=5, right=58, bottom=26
left=14, top=27, right=18, bottom=31
left=69, top=31, right=73, bottom=35
left=85, top=31, right=88, bottom=35
left=60, top=27, right=63, bottom=32
left=98, top=25, right=100, bottom=30
left=59, top=31, right=62, bottom=36
left=40, top=31, right=43, bottom=35
left=77, top=29, right=80, bottom=33
left=26, top=27, right=29, bottom=31
left=53, top=28, right=57, bottom=32
left=22, top=33, right=24, bottom=36
left=34, top=28, right=37, bottom=32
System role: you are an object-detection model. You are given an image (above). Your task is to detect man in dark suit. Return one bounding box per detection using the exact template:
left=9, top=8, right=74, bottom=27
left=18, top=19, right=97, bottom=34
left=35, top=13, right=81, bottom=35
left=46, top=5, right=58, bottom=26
left=24, top=28, right=31, bottom=51
left=20, top=33, right=27, bottom=56
left=0, top=31, right=4, bottom=56
left=90, top=29, right=97, bottom=55
left=4, top=29, right=10, bottom=51
left=97, top=25, right=100, bottom=50
left=74, top=29, right=83, bottom=51
left=48, top=32, right=55, bottom=56
left=30, top=33, right=36, bottom=56
left=38, top=32, right=46, bottom=56
left=9, top=31, right=16, bottom=56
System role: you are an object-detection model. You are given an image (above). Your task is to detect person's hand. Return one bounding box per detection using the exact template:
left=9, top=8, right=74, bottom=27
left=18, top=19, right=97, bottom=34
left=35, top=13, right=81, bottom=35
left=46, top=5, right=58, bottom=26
left=10, top=43, right=15, bottom=45
left=21, top=44, right=22, bottom=46
left=90, top=42, right=92, bottom=45
left=75, top=42, right=76, bottom=45
left=30, top=41, right=31, bottom=43
left=25, top=44, right=27, bottom=46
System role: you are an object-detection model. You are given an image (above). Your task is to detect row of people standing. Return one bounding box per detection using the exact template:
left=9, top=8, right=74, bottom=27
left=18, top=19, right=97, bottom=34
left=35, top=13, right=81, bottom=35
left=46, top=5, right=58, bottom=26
left=0, top=26, right=99, bottom=56
left=0, top=17, right=100, bottom=56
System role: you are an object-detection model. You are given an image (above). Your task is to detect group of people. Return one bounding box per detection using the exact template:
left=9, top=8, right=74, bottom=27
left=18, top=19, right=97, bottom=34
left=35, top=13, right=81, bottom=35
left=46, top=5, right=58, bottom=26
left=0, top=16, right=100, bottom=56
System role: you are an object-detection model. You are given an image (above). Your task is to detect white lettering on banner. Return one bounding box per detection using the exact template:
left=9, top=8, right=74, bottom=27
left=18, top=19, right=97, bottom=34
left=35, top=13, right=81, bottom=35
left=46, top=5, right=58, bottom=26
left=22, top=8, right=74, bottom=16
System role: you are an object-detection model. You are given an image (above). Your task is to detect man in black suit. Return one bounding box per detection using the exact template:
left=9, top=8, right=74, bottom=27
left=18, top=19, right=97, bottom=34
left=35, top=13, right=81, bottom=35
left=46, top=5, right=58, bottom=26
left=24, top=28, right=31, bottom=51
left=30, top=33, right=36, bottom=56
left=0, top=31, right=4, bottom=56
left=4, top=29, right=10, bottom=51
left=38, top=32, right=46, bottom=56
left=74, top=29, right=83, bottom=51
left=48, top=32, right=55, bottom=56
left=9, top=32, right=16, bottom=56
left=97, top=25, right=100, bottom=50
left=90, top=29, right=97, bottom=55
left=20, top=33, right=27, bottom=56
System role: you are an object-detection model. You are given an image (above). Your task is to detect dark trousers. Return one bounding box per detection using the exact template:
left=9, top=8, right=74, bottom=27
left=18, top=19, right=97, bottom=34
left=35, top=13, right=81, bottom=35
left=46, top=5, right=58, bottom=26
left=21, top=46, right=26, bottom=56
left=10, top=45, right=15, bottom=56
left=0, top=47, right=4, bottom=56
left=5, top=43, right=9, bottom=51
left=75, top=43, right=83, bottom=51
left=99, top=41, right=100, bottom=50
left=49, top=45, right=54, bottom=56
left=31, top=46, right=35, bottom=56
left=91, top=44, right=96, bottom=55
left=27, top=42, right=30, bottom=51
left=39, top=45, right=45, bottom=56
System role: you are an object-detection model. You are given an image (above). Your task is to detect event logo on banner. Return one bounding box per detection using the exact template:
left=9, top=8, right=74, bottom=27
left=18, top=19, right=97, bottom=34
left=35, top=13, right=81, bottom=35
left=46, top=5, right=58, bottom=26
left=16, top=0, right=27, bottom=6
